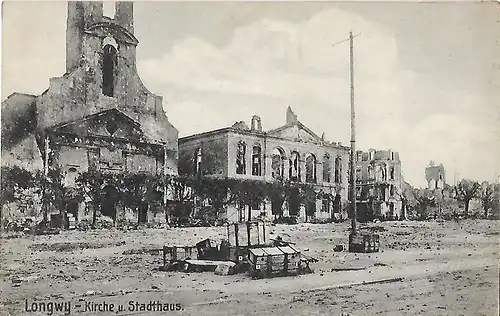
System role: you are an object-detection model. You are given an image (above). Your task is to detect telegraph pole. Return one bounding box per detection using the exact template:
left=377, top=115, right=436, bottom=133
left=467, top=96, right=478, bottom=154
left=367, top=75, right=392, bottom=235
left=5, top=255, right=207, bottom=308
left=349, top=31, right=357, bottom=236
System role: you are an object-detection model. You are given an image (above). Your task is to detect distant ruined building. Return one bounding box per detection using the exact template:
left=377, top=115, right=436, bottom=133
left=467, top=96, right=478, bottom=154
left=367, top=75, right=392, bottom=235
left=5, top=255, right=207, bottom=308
left=425, top=161, right=446, bottom=190
left=1, top=1, right=178, bottom=224
left=354, top=149, right=404, bottom=221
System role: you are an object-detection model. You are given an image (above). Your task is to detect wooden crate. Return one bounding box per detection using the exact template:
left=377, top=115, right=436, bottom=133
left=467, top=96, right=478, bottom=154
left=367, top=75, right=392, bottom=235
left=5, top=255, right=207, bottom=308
left=163, top=246, right=197, bottom=265
left=249, top=223, right=260, bottom=246
left=248, top=248, right=267, bottom=266
left=256, top=221, right=268, bottom=245
left=348, top=233, right=380, bottom=253
left=227, top=223, right=244, bottom=247
left=226, top=246, right=239, bottom=262
left=282, top=246, right=301, bottom=274
left=278, top=246, right=301, bottom=274
left=260, top=247, right=285, bottom=263
left=248, top=248, right=268, bottom=277
left=195, top=239, right=216, bottom=260
left=248, top=246, right=303, bottom=278
left=227, top=220, right=269, bottom=248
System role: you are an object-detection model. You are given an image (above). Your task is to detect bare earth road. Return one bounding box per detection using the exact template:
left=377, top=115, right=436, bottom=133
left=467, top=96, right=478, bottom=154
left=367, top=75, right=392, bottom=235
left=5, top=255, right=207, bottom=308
left=1, top=220, right=498, bottom=316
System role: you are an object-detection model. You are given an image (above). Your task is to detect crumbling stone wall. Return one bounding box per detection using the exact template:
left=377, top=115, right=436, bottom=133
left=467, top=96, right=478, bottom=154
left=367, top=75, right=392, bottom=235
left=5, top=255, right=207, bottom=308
left=1, top=93, right=37, bottom=151
left=425, top=163, right=446, bottom=190
left=178, top=133, right=229, bottom=177
left=355, top=149, right=404, bottom=220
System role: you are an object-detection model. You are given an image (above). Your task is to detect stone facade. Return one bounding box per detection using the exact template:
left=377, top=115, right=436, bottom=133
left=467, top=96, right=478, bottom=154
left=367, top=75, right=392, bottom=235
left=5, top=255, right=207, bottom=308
left=1, top=2, right=178, bottom=225
left=425, top=162, right=446, bottom=190
left=179, top=107, right=350, bottom=223
left=355, top=149, right=404, bottom=221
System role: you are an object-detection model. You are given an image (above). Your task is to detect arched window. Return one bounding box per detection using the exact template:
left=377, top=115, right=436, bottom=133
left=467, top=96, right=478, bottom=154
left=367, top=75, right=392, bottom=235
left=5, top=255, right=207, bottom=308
left=194, top=148, right=202, bottom=176
left=305, top=154, right=317, bottom=183
left=102, top=44, right=117, bottom=97
left=271, top=148, right=285, bottom=179
left=429, top=179, right=436, bottom=189
left=381, top=187, right=387, bottom=201
left=355, top=167, right=362, bottom=180
left=289, top=151, right=300, bottom=182
left=377, top=165, right=386, bottom=181
left=64, top=167, right=79, bottom=187
left=368, top=165, right=374, bottom=180
left=334, top=157, right=342, bottom=183
left=236, top=141, right=246, bottom=175
left=252, top=144, right=262, bottom=176
left=356, top=186, right=362, bottom=199
left=390, top=166, right=395, bottom=180
left=323, top=154, right=331, bottom=182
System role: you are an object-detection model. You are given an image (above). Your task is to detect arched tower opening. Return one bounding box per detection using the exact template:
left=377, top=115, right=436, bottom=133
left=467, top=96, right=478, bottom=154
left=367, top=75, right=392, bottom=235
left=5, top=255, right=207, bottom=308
left=102, top=44, right=117, bottom=97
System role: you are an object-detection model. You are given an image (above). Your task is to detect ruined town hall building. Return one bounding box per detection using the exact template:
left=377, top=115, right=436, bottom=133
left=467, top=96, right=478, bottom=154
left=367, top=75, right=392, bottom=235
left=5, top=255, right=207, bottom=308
left=1, top=2, right=178, bottom=223
left=178, top=107, right=351, bottom=222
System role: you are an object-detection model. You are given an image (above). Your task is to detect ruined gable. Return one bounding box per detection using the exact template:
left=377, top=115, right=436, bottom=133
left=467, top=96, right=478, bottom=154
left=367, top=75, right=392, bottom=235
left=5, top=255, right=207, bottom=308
left=267, top=107, right=322, bottom=143
left=297, top=124, right=322, bottom=143
left=268, top=123, right=322, bottom=143
left=52, top=109, right=147, bottom=143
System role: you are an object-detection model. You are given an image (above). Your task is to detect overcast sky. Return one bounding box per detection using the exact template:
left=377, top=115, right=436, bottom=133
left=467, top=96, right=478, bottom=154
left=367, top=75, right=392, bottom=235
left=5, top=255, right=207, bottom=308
left=1, top=1, right=499, bottom=187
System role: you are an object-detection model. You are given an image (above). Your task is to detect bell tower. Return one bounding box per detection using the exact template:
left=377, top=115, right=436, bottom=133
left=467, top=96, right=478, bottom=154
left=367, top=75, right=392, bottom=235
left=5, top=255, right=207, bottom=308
left=65, top=1, right=135, bottom=73
left=66, top=1, right=104, bottom=72
left=40, top=0, right=173, bottom=137
left=115, top=2, right=134, bottom=33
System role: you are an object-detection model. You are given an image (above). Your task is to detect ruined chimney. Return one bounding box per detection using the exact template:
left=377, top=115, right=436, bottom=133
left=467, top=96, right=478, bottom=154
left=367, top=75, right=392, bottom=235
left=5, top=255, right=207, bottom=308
left=251, top=115, right=262, bottom=132
left=286, top=106, right=298, bottom=124
left=369, top=149, right=375, bottom=161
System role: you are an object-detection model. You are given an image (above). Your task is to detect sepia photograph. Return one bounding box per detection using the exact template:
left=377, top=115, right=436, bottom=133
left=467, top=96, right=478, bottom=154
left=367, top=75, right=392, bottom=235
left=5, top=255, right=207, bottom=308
left=1, top=1, right=499, bottom=315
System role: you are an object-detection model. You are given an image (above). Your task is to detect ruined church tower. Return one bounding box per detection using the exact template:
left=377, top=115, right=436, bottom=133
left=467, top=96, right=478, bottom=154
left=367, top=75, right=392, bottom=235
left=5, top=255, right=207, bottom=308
left=2, top=1, right=179, bottom=175
left=35, top=1, right=176, bottom=135
left=36, top=0, right=178, bottom=169
left=1, top=1, right=178, bottom=224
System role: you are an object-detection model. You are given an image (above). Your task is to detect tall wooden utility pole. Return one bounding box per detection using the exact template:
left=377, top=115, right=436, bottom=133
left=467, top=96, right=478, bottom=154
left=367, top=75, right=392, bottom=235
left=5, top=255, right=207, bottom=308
left=163, top=145, right=169, bottom=224
left=349, top=31, right=357, bottom=236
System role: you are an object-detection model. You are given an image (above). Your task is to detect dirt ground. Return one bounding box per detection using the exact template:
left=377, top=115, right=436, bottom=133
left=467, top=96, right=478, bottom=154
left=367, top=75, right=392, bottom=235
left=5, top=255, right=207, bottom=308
left=1, top=220, right=498, bottom=316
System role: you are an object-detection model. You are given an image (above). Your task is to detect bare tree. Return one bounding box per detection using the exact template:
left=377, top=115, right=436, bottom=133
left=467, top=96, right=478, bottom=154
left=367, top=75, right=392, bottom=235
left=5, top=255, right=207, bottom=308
left=0, top=166, right=36, bottom=226
left=413, top=188, right=436, bottom=221
left=454, top=179, right=480, bottom=218
left=395, top=181, right=418, bottom=220
left=478, top=181, right=500, bottom=219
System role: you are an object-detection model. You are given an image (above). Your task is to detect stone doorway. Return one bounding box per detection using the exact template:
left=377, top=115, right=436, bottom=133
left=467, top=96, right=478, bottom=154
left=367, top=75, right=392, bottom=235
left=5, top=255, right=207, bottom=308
left=271, top=199, right=284, bottom=218
left=101, top=185, right=119, bottom=221
left=305, top=201, right=315, bottom=221
left=66, top=200, right=79, bottom=221
left=288, top=188, right=300, bottom=217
